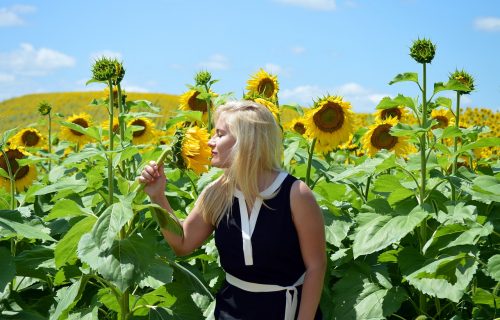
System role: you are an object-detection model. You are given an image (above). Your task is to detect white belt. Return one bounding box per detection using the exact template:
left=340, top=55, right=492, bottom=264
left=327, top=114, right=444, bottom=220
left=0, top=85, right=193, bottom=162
left=225, top=272, right=305, bottom=320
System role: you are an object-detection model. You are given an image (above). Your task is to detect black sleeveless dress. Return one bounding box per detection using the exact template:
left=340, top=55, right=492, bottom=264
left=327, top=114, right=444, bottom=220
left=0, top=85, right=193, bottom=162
left=214, top=173, right=322, bottom=320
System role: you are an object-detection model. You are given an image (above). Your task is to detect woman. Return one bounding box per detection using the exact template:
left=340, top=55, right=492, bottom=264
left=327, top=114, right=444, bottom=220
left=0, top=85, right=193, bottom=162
left=139, top=100, right=326, bottom=319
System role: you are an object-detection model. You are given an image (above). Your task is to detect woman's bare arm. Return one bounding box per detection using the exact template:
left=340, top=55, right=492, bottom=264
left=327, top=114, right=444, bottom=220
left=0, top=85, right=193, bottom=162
left=139, top=161, right=213, bottom=256
left=290, top=180, right=327, bottom=320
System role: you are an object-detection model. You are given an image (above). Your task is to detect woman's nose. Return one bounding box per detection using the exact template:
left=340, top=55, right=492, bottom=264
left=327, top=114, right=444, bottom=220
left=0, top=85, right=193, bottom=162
left=208, top=137, right=215, bottom=148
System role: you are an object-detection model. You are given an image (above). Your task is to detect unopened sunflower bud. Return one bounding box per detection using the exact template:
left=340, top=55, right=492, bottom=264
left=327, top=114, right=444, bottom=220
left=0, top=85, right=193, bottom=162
left=410, top=38, right=436, bottom=64
left=38, top=101, right=52, bottom=116
left=113, top=60, right=125, bottom=84
left=449, top=69, right=475, bottom=95
left=194, top=70, right=212, bottom=86
left=91, top=57, right=117, bottom=81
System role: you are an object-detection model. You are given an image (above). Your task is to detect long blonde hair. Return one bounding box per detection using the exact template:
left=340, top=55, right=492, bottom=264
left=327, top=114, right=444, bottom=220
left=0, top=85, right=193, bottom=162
left=198, top=100, right=283, bottom=226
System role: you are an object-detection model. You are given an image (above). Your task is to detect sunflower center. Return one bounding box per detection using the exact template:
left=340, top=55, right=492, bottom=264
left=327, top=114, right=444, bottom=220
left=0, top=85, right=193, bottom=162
left=371, top=124, right=398, bottom=150
left=257, top=78, right=276, bottom=98
left=432, top=116, right=449, bottom=129
left=70, top=118, right=89, bottom=136
left=313, top=102, right=344, bottom=133
left=381, top=108, right=402, bottom=120
left=293, top=122, right=306, bottom=135
left=187, top=92, right=209, bottom=112
left=131, top=119, right=146, bottom=137
left=22, top=130, right=40, bottom=146
left=0, top=149, right=29, bottom=180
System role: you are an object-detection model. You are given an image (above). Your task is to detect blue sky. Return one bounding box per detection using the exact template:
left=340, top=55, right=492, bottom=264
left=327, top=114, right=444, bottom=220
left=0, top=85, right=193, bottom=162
left=1, top=0, right=499, bottom=113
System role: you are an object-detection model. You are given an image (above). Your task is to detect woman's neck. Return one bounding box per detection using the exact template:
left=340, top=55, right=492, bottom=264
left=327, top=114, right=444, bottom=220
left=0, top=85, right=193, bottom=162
left=257, top=169, right=280, bottom=192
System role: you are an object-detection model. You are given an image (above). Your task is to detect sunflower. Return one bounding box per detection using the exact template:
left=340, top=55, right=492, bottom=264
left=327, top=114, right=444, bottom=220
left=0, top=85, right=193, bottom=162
left=101, top=117, right=121, bottom=139
left=361, top=117, right=414, bottom=157
left=8, top=128, right=45, bottom=149
left=314, top=139, right=336, bottom=155
left=128, top=118, right=157, bottom=145
left=246, top=69, right=279, bottom=101
left=0, top=147, right=37, bottom=192
left=59, top=113, right=94, bottom=145
left=375, top=106, right=409, bottom=123
left=103, top=87, right=126, bottom=108
left=287, top=118, right=306, bottom=135
left=179, top=126, right=211, bottom=174
left=338, top=134, right=359, bottom=152
left=431, top=108, right=455, bottom=129
left=254, top=97, right=280, bottom=122
left=179, top=89, right=210, bottom=113
left=303, top=95, right=355, bottom=152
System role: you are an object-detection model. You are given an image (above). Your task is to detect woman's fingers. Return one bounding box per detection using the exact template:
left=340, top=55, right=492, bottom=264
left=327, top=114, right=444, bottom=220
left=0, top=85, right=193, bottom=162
left=138, top=161, right=166, bottom=184
left=139, top=165, right=157, bottom=183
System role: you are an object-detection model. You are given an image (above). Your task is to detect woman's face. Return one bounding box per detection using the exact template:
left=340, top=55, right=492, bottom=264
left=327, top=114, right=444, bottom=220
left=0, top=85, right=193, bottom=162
left=208, top=115, right=236, bottom=168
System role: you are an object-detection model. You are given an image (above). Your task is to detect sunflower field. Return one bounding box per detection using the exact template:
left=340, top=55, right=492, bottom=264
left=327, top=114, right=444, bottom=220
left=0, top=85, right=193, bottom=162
left=0, top=39, right=499, bottom=320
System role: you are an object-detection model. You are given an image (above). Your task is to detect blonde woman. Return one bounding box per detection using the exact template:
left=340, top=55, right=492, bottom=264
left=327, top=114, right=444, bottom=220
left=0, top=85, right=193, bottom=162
left=139, top=100, right=326, bottom=319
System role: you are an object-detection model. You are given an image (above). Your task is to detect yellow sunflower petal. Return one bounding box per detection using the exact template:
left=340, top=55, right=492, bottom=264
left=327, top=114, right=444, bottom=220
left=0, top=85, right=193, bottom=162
left=0, top=147, right=37, bottom=192
left=361, top=117, right=414, bottom=157
left=59, top=113, right=94, bottom=145
left=101, top=117, right=120, bottom=140
left=374, top=106, right=409, bottom=123
left=431, top=108, right=455, bottom=129
left=254, top=98, right=280, bottom=123
left=8, top=128, right=45, bottom=149
left=246, top=69, right=279, bottom=101
left=181, top=126, right=211, bottom=174
left=286, top=117, right=306, bottom=135
left=179, top=89, right=210, bottom=113
left=128, top=117, right=157, bottom=145
left=304, top=95, right=355, bottom=149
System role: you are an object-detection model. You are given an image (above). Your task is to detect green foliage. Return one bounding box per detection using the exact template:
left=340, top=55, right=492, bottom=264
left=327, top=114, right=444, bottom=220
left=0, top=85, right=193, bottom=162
left=1, top=41, right=499, bottom=320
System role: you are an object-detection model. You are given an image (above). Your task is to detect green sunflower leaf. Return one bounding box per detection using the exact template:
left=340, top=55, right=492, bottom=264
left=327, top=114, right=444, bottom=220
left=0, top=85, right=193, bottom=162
left=389, top=72, right=419, bottom=85
left=487, top=254, right=500, bottom=282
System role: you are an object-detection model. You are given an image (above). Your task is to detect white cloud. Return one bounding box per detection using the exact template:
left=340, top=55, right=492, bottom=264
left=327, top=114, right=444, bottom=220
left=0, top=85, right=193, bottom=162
left=0, top=73, right=15, bottom=83
left=264, top=63, right=282, bottom=74
left=474, top=17, right=500, bottom=31
left=0, top=5, right=36, bottom=27
left=280, top=82, right=390, bottom=112
left=291, top=46, right=305, bottom=54
left=90, top=50, right=123, bottom=61
left=199, top=54, right=229, bottom=70
left=0, top=43, right=75, bottom=76
left=274, top=0, right=336, bottom=11
left=336, top=82, right=368, bottom=95
left=280, top=85, right=324, bottom=105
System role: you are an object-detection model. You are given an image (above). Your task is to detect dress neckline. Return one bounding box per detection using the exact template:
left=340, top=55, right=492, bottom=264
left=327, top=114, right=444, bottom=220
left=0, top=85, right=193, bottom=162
left=234, top=171, right=288, bottom=266
left=234, top=171, right=288, bottom=199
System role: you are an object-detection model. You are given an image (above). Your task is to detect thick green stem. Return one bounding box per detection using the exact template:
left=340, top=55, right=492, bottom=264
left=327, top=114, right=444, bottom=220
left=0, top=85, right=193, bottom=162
left=108, top=80, right=115, bottom=205
left=116, top=83, right=131, bottom=180
left=1, top=149, right=16, bottom=210
left=117, top=83, right=126, bottom=143
left=420, top=62, right=428, bottom=205
left=120, top=288, right=130, bottom=320
left=204, top=84, right=212, bottom=133
left=132, top=147, right=171, bottom=195
left=305, top=138, right=317, bottom=187
left=48, top=112, right=52, bottom=171
left=115, top=89, right=130, bottom=320
left=434, top=297, right=441, bottom=316
left=418, top=62, right=428, bottom=315
left=365, top=175, right=372, bottom=202
left=451, top=92, right=461, bottom=202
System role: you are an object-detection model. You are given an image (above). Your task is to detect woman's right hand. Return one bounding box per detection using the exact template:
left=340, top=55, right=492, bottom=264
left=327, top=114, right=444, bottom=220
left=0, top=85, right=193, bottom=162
left=138, top=161, right=166, bottom=201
